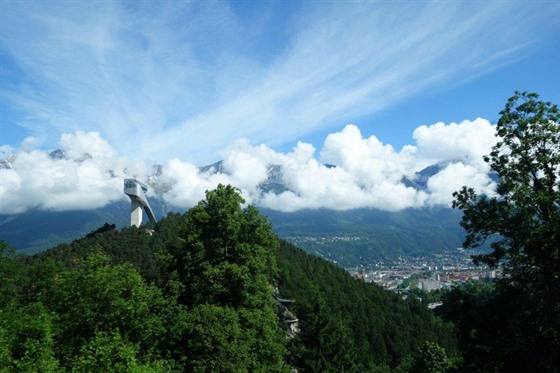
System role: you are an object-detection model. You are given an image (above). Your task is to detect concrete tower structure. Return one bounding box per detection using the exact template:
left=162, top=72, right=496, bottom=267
left=124, top=179, right=156, bottom=227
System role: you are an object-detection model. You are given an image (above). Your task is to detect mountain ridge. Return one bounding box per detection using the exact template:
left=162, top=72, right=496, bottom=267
left=0, top=200, right=464, bottom=266
left=1, top=155, right=468, bottom=265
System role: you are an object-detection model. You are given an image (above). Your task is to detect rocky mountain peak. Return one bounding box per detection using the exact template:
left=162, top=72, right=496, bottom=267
left=49, top=149, right=67, bottom=160
left=0, top=154, right=17, bottom=169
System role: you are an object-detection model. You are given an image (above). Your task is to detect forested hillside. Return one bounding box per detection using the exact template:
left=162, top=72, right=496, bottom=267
left=266, top=207, right=464, bottom=265
left=276, top=241, right=457, bottom=371
left=1, top=200, right=464, bottom=263
left=1, top=185, right=457, bottom=372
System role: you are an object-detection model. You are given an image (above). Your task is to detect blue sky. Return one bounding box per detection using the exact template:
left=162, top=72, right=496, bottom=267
left=2, top=0, right=558, bottom=164
left=0, top=1, right=559, bottom=214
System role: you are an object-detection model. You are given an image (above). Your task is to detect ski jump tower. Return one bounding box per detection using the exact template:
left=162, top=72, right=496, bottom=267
left=124, top=179, right=156, bottom=227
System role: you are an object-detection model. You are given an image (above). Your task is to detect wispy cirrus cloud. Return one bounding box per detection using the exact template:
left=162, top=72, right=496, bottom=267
left=1, top=1, right=557, bottom=163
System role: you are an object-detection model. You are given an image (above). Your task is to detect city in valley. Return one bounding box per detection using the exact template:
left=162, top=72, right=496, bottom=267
left=285, top=235, right=500, bottom=294
left=346, top=248, right=500, bottom=297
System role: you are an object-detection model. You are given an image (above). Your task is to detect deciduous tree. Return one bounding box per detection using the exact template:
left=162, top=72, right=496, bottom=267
left=176, top=184, right=288, bottom=372
left=452, top=91, right=560, bottom=370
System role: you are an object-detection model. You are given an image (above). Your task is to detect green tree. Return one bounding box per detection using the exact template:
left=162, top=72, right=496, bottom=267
left=175, top=184, right=288, bottom=372
left=0, top=302, right=60, bottom=372
left=178, top=184, right=278, bottom=308
left=0, top=240, right=24, bottom=307
left=276, top=240, right=456, bottom=371
left=182, top=304, right=250, bottom=373
left=292, top=293, right=360, bottom=373
left=453, top=91, right=559, bottom=279
left=410, top=341, right=454, bottom=373
left=452, top=91, right=560, bottom=370
left=72, top=330, right=172, bottom=373
left=44, top=251, right=174, bottom=367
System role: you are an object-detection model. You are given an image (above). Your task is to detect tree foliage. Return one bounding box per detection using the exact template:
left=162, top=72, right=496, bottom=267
left=173, top=185, right=288, bottom=372
left=276, top=241, right=457, bottom=372
left=0, top=184, right=459, bottom=371
left=451, top=92, right=560, bottom=371
left=410, top=341, right=454, bottom=373
left=453, top=91, right=559, bottom=278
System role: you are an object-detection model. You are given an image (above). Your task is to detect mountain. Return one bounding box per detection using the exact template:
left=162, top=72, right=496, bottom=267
left=0, top=203, right=129, bottom=254
left=0, top=158, right=467, bottom=265
left=402, top=161, right=451, bottom=190
left=264, top=206, right=464, bottom=265
left=0, top=197, right=177, bottom=255
left=0, top=202, right=464, bottom=266
left=200, top=161, right=467, bottom=265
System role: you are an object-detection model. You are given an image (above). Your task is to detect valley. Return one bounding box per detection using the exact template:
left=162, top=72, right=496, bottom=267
left=1, top=200, right=466, bottom=267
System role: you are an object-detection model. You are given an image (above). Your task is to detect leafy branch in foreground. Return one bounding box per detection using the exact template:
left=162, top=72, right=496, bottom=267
left=451, top=91, right=560, bottom=371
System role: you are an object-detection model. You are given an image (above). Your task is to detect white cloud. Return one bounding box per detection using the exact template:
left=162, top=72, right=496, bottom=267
left=20, top=137, right=39, bottom=152
left=426, top=162, right=495, bottom=206
left=59, top=131, right=116, bottom=160
left=0, top=134, right=126, bottom=214
left=0, top=120, right=498, bottom=214
left=412, top=118, right=497, bottom=169
left=159, top=159, right=220, bottom=208
left=221, top=139, right=273, bottom=193
left=321, top=125, right=410, bottom=184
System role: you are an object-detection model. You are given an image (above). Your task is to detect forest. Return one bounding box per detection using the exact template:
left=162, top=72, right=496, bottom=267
left=0, top=184, right=457, bottom=372
left=1, top=92, right=558, bottom=372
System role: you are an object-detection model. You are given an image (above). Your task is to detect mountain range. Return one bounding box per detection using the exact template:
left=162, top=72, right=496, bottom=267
left=0, top=153, right=468, bottom=266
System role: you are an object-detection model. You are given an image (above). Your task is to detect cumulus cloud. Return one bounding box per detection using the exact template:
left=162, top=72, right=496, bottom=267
left=0, top=151, right=122, bottom=214
left=412, top=118, right=497, bottom=169
left=0, top=120, right=499, bottom=214
left=426, top=163, right=495, bottom=206
left=58, top=131, right=116, bottom=160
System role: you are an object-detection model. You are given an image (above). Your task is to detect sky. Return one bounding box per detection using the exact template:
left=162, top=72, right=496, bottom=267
left=1, top=0, right=559, bottom=215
